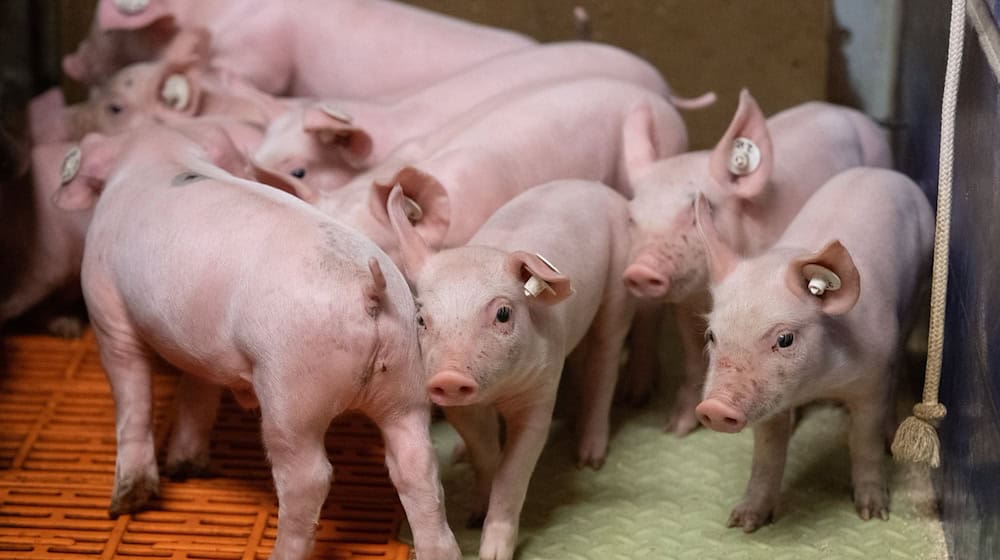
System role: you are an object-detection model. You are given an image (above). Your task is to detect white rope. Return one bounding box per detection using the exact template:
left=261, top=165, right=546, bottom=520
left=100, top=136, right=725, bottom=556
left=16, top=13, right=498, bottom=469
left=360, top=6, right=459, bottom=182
left=891, top=0, right=966, bottom=468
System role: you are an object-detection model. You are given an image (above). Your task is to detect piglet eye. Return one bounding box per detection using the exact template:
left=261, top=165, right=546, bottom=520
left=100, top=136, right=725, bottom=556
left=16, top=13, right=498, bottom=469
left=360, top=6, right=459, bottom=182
left=416, top=315, right=425, bottom=328
left=704, top=329, right=715, bottom=344
left=290, top=168, right=306, bottom=178
left=496, top=305, right=512, bottom=323
left=107, top=103, right=123, bottom=115
left=777, top=332, right=794, bottom=348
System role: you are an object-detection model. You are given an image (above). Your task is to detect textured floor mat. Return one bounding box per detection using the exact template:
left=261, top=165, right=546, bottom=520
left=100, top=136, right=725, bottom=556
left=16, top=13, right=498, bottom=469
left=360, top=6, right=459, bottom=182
left=0, top=332, right=410, bottom=560
left=412, top=391, right=948, bottom=559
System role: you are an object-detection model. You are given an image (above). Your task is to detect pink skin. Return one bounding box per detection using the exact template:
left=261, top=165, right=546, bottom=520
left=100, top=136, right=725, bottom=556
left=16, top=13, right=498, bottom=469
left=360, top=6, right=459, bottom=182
left=63, top=29, right=287, bottom=143
left=388, top=179, right=634, bottom=560
left=66, top=0, right=535, bottom=97
left=254, top=41, right=713, bottom=192
left=0, top=142, right=92, bottom=332
left=622, top=89, right=892, bottom=435
left=256, top=78, right=688, bottom=270
left=50, top=125, right=460, bottom=560
left=695, top=168, right=934, bottom=532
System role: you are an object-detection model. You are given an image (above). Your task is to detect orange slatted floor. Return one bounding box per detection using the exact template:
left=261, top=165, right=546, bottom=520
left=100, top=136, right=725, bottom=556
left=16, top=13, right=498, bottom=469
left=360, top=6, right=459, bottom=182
left=0, top=331, right=411, bottom=560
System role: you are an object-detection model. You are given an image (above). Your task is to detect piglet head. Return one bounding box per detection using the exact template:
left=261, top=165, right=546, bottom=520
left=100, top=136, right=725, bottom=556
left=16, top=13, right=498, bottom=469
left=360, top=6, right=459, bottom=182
left=387, top=191, right=574, bottom=405
left=414, top=246, right=574, bottom=407
left=253, top=103, right=374, bottom=192
left=65, top=28, right=209, bottom=140
left=697, top=241, right=861, bottom=433
left=624, top=90, right=773, bottom=304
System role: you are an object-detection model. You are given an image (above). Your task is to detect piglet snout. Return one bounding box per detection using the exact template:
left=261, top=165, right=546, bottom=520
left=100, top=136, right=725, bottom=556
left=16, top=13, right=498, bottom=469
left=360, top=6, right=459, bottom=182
left=623, top=263, right=669, bottom=299
left=427, top=370, right=479, bottom=406
left=695, top=398, right=746, bottom=433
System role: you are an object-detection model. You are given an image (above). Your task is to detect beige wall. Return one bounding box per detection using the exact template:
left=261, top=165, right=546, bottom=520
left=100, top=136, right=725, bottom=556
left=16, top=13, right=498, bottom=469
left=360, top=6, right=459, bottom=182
left=401, top=1, right=831, bottom=149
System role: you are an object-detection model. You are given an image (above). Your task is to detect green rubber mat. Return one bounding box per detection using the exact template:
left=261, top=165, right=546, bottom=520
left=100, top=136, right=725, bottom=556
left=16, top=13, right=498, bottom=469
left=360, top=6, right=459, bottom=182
left=404, top=399, right=946, bottom=559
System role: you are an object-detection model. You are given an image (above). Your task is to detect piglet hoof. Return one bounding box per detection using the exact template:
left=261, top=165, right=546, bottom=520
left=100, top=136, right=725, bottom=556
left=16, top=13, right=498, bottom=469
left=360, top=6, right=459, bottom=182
left=163, top=458, right=215, bottom=481
left=46, top=315, right=85, bottom=339
left=108, top=474, right=159, bottom=518
left=854, top=483, right=890, bottom=521
left=450, top=440, right=468, bottom=465
left=726, top=500, right=775, bottom=533
left=479, top=519, right=517, bottom=560
left=575, top=438, right=608, bottom=470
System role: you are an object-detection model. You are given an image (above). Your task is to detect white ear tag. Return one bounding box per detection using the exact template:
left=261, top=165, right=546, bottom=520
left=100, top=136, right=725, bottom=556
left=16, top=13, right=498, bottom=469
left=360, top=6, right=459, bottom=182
left=402, top=196, right=423, bottom=222
left=115, top=0, right=149, bottom=15
left=61, top=146, right=82, bottom=185
left=803, top=264, right=841, bottom=296
left=321, top=104, right=353, bottom=124
left=728, top=137, right=761, bottom=176
left=524, top=253, right=560, bottom=297
left=161, top=74, right=191, bottom=110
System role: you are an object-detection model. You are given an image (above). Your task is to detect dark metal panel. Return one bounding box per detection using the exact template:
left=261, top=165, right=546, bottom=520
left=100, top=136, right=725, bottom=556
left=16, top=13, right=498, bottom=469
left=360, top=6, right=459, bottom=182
left=898, top=2, right=1000, bottom=558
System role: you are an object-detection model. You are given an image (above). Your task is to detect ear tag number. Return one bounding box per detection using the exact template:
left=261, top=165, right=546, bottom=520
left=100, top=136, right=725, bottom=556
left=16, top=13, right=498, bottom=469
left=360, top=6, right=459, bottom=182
left=728, top=137, right=761, bottom=176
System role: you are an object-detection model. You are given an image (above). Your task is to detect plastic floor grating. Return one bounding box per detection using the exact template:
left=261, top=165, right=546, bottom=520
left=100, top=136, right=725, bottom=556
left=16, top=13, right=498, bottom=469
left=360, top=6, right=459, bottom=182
left=0, top=331, right=411, bottom=560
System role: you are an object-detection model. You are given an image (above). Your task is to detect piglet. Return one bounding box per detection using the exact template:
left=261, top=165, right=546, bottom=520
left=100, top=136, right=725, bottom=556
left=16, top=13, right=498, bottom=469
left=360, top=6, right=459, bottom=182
left=50, top=124, right=460, bottom=560
left=387, top=178, right=634, bottom=560
left=695, top=167, right=933, bottom=531
left=66, top=0, right=535, bottom=97
left=622, top=89, right=892, bottom=435
left=254, top=41, right=713, bottom=191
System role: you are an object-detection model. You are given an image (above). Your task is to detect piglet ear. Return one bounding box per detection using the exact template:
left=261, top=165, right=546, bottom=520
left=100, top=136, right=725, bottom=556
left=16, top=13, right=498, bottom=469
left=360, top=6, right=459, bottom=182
left=370, top=165, right=450, bottom=248
left=98, top=0, right=174, bottom=30
left=51, top=133, right=117, bottom=210
left=161, top=27, right=210, bottom=68
left=385, top=185, right=433, bottom=279
left=708, top=89, right=773, bottom=200
left=248, top=159, right=317, bottom=203
left=785, top=240, right=861, bottom=316
left=303, top=105, right=373, bottom=170
left=694, top=193, right=740, bottom=284
left=507, top=251, right=574, bottom=305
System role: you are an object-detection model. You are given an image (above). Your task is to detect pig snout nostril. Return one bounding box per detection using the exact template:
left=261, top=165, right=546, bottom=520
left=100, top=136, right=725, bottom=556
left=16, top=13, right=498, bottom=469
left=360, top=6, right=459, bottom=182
left=431, top=386, right=446, bottom=397
left=723, top=416, right=739, bottom=426
left=458, top=385, right=474, bottom=395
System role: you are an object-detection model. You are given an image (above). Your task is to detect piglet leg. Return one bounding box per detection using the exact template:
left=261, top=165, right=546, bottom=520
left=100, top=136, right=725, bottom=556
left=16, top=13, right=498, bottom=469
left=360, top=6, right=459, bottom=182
left=164, top=374, right=222, bottom=479
left=95, top=322, right=160, bottom=517
left=575, top=296, right=634, bottom=469
left=481, top=395, right=555, bottom=560
left=257, top=376, right=336, bottom=560
left=617, top=302, right=662, bottom=406
left=443, top=405, right=502, bottom=527
left=380, top=410, right=462, bottom=560
left=667, top=303, right=708, bottom=436
left=728, top=410, right=793, bottom=532
left=848, top=390, right=890, bottom=521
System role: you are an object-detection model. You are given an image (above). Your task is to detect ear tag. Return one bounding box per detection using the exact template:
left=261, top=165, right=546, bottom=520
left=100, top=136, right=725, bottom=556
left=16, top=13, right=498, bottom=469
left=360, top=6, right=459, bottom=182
left=321, top=104, right=353, bottom=124
left=728, top=137, right=761, bottom=176
left=61, top=146, right=82, bottom=185
left=115, top=0, right=150, bottom=14
left=402, top=196, right=423, bottom=222
left=803, top=264, right=841, bottom=296
left=161, top=74, right=191, bottom=110
left=524, top=253, right=560, bottom=298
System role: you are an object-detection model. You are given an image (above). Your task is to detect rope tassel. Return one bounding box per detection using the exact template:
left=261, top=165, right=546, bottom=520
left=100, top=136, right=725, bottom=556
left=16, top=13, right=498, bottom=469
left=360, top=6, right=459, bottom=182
left=890, top=0, right=965, bottom=468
